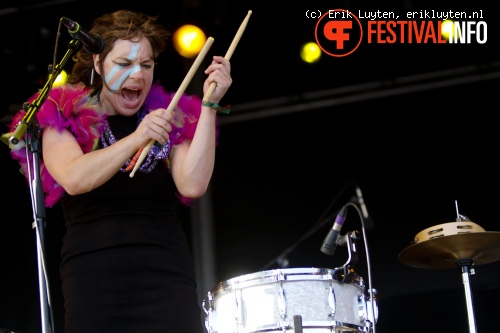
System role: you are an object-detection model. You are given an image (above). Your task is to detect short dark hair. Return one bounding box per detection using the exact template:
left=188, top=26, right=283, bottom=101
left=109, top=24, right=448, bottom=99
left=67, top=9, right=171, bottom=92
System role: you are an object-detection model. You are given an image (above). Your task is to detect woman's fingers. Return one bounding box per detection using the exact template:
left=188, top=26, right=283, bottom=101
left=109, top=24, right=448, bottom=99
left=204, top=56, right=233, bottom=101
left=137, top=108, right=173, bottom=144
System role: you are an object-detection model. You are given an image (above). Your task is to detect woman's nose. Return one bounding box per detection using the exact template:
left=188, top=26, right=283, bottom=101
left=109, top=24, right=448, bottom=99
left=129, top=66, right=144, bottom=79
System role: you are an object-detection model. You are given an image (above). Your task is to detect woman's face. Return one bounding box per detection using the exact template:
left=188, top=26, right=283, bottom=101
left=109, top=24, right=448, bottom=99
left=95, top=37, right=155, bottom=116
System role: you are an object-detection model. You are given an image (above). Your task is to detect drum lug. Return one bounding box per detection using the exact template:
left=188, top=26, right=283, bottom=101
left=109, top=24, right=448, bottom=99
left=235, top=288, right=243, bottom=326
left=366, top=288, right=379, bottom=325
left=357, top=288, right=378, bottom=327
left=203, top=292, right=215, bottom=333
left=328, top=284, right=336, bottom=317
left=278, top=281, right=286, bottom=318
left=357, top=294, right=367, bottom=323
left=202, top=291, right=213, bottom=315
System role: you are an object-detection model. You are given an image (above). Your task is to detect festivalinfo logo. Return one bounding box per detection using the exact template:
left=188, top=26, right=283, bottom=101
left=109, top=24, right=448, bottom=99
left=307, top=9, right=487, bottom=57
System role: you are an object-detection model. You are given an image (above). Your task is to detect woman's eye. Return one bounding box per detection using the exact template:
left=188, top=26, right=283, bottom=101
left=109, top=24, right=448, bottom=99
left=142, top=64, right=153, bottom=69
left=117, top=63, right=130, bottom=67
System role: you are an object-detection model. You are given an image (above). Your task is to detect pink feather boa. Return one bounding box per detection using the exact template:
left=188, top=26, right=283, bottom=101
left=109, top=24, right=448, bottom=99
left=9, top=81, right=215, bottom=207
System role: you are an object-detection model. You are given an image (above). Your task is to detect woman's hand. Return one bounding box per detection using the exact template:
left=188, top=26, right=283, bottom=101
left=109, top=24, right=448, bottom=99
left=203, top=56, right=232, bottom=103
left=133, top=108, right=174, bottom=148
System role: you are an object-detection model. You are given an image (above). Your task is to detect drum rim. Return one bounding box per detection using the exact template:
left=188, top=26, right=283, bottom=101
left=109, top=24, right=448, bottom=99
left=209, top=267, right=363, bottom=295
left=245, top=320, right=371, bottom=333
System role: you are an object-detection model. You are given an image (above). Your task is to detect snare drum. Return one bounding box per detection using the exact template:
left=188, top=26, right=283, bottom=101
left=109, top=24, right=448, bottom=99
left=203, top=267, right=375, bottom=332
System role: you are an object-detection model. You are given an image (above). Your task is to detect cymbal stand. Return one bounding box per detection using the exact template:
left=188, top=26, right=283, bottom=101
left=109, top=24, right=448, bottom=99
left=455, top=202, right=478, bottom=333
left=455, top=258, right=477, bottom=333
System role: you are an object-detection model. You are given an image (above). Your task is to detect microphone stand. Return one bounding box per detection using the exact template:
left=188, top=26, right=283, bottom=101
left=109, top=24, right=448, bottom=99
left=9, top=39, right=81, bottom=333
left=337, top=230, right=377, bottom=333
left=323, top=203, right=378, bottom=333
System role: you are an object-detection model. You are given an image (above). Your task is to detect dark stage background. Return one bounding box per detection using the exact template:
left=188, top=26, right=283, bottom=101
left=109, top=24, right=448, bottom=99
left=1, top=1, right=499, bottom=333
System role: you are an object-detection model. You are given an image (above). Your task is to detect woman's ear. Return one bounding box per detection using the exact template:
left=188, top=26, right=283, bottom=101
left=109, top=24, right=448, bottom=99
left=93, top=54, right=100, bottom=75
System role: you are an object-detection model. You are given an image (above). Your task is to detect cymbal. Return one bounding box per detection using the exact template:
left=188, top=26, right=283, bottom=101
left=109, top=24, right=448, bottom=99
left=399, top=222, right=500, bottom=269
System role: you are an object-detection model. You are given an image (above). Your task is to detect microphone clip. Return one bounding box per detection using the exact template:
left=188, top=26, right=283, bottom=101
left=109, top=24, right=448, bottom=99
left=335, top=230, right=360, bottom=283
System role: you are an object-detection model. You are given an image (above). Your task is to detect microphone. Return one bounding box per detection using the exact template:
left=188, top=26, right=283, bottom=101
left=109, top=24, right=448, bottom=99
left=62, top=17, right=104, bottom=54
left=320, top=206, right=348, bottom=255
left=355, top=186, right=374, bottom=229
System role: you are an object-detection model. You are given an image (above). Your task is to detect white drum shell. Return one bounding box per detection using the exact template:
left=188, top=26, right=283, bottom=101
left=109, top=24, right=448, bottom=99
left=204, top=267, right=371, bottom=333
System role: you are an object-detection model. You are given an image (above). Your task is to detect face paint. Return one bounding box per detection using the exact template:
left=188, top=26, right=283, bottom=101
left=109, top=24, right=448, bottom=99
left=107, top=65, right=140, bottom=93
left=105, top=44, right=141, bottom=93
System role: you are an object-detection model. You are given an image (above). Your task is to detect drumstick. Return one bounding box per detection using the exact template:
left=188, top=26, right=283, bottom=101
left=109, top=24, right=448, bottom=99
left=203, top=10, right=252, bottom=101
left=131, top=10, right=252, bottom=177
left=129, top=37, right=214, bottom=178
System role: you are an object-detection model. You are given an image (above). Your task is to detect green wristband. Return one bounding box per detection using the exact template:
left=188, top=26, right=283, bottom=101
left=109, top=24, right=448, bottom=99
left=202, top=101, right=230, bottom=114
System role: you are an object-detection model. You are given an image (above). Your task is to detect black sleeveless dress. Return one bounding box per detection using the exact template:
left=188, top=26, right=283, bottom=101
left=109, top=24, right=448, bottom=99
left=59, top=114, right=204, bottom=333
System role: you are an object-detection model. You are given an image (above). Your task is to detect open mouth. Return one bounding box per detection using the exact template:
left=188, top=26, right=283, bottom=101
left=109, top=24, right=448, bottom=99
left=121, top=87, right=141, bottom=102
